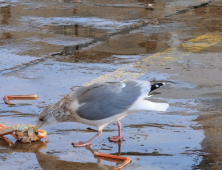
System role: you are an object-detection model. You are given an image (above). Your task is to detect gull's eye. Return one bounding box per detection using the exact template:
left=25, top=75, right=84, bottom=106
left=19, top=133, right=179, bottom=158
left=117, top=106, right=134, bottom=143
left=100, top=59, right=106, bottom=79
left=39, top=118, right=44, bottom=121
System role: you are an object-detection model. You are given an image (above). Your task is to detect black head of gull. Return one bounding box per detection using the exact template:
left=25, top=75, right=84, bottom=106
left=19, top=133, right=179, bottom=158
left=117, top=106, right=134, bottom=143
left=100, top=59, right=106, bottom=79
left=35, top=79, right=169, bottom=147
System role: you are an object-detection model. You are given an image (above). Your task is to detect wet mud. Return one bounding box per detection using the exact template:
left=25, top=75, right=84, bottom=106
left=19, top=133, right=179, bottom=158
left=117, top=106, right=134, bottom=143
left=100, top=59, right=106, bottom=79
left=1, top=0, right=222, bottom=169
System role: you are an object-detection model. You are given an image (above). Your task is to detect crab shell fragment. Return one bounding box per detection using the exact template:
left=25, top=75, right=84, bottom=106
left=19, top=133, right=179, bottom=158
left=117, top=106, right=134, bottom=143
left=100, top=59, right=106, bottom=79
left=17, top=129, right=48, bottom=143
left=0, top=124, right=48, bottom=146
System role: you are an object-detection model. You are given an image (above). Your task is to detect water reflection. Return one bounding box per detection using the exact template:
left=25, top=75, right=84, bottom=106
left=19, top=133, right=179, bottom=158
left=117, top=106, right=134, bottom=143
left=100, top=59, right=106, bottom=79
left=62, top=45, right=80, bottom=55
left=0, top=139, right=124, bottom=170
left=0, top=5, right=12, bottom=40
left=55, top=50, right=140, bottom=64
left=44, top=0, right=168, bottom=55
left=91, top=33, right=170, bottom=55
left=0, top=140, right=47, bottom=153
left=0, top=32, right=12, bottom=42
left=1, top=32, right=11, bottom=39
left=58, top=0, right=80, bottom=3
left=36, top=150, right=111, bottom=170
left=138, top=34, right=170, bottom=54
left=75, top=24, right=78, bottom=37
left=0, top=5, right=11, bottom=24
left=59, top=32, right=170, bottom=56
left=137, top=0, right=155, bottom=10
left=194, top=95, right=222, bottom=169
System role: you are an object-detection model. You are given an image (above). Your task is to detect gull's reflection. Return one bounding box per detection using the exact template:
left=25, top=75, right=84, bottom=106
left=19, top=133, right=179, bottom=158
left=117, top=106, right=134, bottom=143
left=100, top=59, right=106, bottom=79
left=36, top=150, right=111, bottom=170
left=0, top=139, right=124, bottom=170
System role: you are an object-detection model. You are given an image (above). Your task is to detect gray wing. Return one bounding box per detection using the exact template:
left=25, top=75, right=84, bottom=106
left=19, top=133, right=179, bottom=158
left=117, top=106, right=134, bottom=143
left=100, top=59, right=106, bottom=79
left=68, top=83, right=105, bottom=101
left=75, top=80, right=143, bottom=120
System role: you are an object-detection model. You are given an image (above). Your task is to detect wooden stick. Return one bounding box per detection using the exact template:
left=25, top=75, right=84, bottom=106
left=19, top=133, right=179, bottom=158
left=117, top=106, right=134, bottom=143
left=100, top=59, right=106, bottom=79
left=3, top=94, right=38, bottom=105
left=94, top=152, right=131, bottom=170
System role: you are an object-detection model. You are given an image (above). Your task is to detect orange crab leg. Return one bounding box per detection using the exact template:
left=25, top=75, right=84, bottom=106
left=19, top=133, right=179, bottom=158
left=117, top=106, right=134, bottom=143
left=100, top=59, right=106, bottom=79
left=0, top=136, right=13, bottom=146
left=3, top=94, right=38, bottom=105
left=0, top=124, right=19, bottom=140
left=94, top=152, right=131, bottom=170
left=36, top=129, right=48, bottom=143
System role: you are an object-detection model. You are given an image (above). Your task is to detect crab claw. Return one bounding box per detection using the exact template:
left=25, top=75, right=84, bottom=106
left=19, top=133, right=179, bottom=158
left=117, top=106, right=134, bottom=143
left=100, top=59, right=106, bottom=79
left=0, top=136, right=13, bottom=146
left=37, top=129, right=48, bottom=143
left=0, top=124, right=19, bottom=141
left=33, top=126, right=39, bottom=132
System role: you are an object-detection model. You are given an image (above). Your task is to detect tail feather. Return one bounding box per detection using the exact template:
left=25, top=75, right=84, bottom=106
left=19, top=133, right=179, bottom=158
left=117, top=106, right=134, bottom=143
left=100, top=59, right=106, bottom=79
left=142, top=100, right=169, bottom=111
left=129, top=100, right=169, bottom=112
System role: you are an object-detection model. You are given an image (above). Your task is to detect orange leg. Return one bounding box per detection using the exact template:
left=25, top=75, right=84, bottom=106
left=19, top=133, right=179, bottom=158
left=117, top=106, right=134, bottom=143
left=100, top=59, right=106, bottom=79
left=72, top=131, right=102, bottom=147
left=3, top=94, right=38, bottom=105
left=109, top=121, right=122, bottom=142
left=94, top=152, right=131, bottom=170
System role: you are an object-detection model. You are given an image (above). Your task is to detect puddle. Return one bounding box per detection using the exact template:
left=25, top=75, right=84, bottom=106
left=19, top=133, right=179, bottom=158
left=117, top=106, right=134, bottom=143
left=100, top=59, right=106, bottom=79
left=0, top=49, right=39, bottom=73
left=21, top=16, right=144, bottom=32
left=25, top=36, right=92, bottom=46
left=0, top=114, right=202, bottom=170
left=124, top=122, right=186, bottom=129
left=55, top=51, right=141, bottom=64
left=45, top=25, right=108, bottom=39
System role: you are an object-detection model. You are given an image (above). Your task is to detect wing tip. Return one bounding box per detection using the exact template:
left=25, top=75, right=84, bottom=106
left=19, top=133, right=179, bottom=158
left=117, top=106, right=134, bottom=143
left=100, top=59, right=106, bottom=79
left=150, top=82, right=166, bottom=92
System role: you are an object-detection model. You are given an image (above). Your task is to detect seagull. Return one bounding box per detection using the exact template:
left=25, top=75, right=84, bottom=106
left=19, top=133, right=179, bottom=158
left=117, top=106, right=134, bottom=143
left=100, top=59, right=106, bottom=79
left=35, top=79, right=169, bottom=147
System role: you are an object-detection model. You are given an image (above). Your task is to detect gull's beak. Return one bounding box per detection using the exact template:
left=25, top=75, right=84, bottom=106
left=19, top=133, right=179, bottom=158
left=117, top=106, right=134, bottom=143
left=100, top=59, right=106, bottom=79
left=33, top=126, right=40, bottom=132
